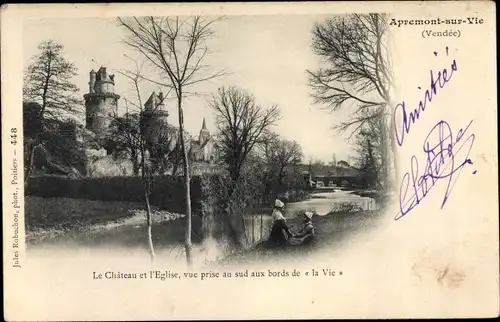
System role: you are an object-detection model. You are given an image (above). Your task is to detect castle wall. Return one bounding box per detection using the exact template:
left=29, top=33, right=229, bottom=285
left=143, top=115, right=169, bottom=147
left=85, top=95, right=117, bottom=137
left=96, top=81, right=114, bottom=94
left=84, top=67, right=119, bottom=138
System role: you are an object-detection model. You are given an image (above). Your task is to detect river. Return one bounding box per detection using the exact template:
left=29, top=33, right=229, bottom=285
left=27, top=189, right=377, bottom=265
left=281, top=189, right=378, bottom=217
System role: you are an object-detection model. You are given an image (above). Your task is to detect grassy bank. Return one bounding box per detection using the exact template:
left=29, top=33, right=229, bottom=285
left=217, top=208, right=383, bottom=267
left=25, top=196, right=195, bottom=247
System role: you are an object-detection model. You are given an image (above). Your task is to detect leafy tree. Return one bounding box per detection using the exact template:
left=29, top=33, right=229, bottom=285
left=23, top=40, right=80, bottom=186
left=23, top=101, right=86, bottom=177
left=106, top=113, right=142, bottom=175
left=353, top=128, right=381, bottom=189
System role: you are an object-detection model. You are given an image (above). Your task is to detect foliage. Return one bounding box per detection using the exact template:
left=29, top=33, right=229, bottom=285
left=23, top=101, right=89, bottom=176
left=257, top=131, right=303, bottom=198
left=23, top=102, right=43, bottom=139
left=200, top=161, right=267, bottom=248
left=353, top=125, right=381, bottom=189
left=26, top=174, right=205, bottom=215
left=142, top=119, right=182, bottom=175
left=23, top=40, right=81, bottom=120
left=106, top=113, right=142, bottom=174
left=25, top=196, right=203, bottom=247
left=330, top=201, right=364, bottom=213
left=23, top=40, right=81, bottom=185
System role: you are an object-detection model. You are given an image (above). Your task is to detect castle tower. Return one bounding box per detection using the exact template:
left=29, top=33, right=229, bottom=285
left=142, top=91, right=169, bottom=149
left=84, top=66, right=120, bottom=137
left=144, top=91, right=168, bottom=119
left=199, top=117, right=210, bottom=144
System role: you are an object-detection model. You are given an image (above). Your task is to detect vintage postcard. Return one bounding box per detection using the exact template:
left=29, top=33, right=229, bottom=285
left=2, top=1, right=498, bottom=320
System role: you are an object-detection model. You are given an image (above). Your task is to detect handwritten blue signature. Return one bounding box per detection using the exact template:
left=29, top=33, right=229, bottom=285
left=393, top=47, right=458, bottom=146
left=395, top=119, right=476, bottom=220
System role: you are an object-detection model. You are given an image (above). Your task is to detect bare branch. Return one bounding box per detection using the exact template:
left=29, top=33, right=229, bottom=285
left=308, top=13, right=392, bottom=136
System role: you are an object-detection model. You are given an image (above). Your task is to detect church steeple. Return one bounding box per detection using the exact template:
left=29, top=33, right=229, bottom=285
left=199, top=117, right=210, bottom=144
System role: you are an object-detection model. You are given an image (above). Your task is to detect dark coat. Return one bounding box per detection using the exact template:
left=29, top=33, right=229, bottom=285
left=268, top=219, right=293, bottom=246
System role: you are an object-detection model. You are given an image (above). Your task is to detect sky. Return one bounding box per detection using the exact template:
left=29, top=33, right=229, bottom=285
left=22, top=15, right=355, bottom=164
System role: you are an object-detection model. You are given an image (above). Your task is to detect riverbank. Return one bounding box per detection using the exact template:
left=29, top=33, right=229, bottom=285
left=25, top=196, right=188, bottom=247
left=214, top=208, right=383, bottom=267
left=350, top=189, right=395, bottom=203
left=25, top=190, right=383, bottom=265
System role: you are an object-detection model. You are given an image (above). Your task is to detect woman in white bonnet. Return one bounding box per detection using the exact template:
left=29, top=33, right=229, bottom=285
left=272, top=199, right=286, bottom=221
left=289, top=211, right=316, bottom=246
left=268, top=199, right=293, bottom=246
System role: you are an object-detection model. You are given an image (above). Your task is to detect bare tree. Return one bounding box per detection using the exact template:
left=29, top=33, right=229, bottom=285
left=210, top=86, right=279, bottom=247
left=107, top=59, right=174, bottom=262
left=117, top=16, right=225, bottom=266
left=259, top=131, right=303, bottom=195
left=23, top=40, right=80, bottom=187
left=307, top=13, right=398, bottom=185
left=211, top=86, right=281, bottom=186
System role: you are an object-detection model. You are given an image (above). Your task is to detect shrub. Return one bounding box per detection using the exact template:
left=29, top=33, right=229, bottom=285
left=200, top=165, right=267, bottom=248
left=26, top=174, right=205, bottom=215
left=330, top=201, right=364, bottom=213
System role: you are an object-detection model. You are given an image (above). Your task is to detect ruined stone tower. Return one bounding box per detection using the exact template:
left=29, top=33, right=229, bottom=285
left=84, top=67, right=120, bottom=137
left=142, top=91, right=169, bottom=148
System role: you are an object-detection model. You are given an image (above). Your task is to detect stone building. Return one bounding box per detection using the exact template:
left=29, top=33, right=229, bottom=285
left=142, top=91, right=170, bottom=149
left=80, top=66, right=219, bottom=176
left=189, top=118, right=217, bottom=163
left=84, top=66, right=120, bottom=138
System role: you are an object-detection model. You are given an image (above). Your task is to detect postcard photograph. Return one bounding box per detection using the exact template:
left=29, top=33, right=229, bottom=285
left=2, top=2, right=498, bottom=320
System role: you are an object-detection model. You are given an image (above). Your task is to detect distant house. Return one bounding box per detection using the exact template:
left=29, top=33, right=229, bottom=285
left=298, top=163, right=363, bottom=188
left=337, top=160, right=350, bottom=168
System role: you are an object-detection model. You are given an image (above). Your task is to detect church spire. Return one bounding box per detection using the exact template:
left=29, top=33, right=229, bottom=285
left=199, top=117, right=210, bottom=144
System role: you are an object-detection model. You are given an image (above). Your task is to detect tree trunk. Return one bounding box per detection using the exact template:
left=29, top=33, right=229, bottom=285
left=223, top=212, right=241, bottom=247
left=132, top=149, right=139, bottom=176
left=251, top=215, right=255, bottom=243
left=145, top=188, right=155, bottom=262
left=177, top=92, right=193, bottom=267
left=240, top=214, right=249, bottom=247
left=260, top=213, right=263, bottom=241
left=141, top=145, right=155, bottom=262
left=172, top=159, right=179, bottom=176
left=389, top=115, right=400, bottom=188
left=24, top=142, right=36, bottom=189
left=227, top=179, right=248, bottom=248
left=379, top=116, right=389, bottom=190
